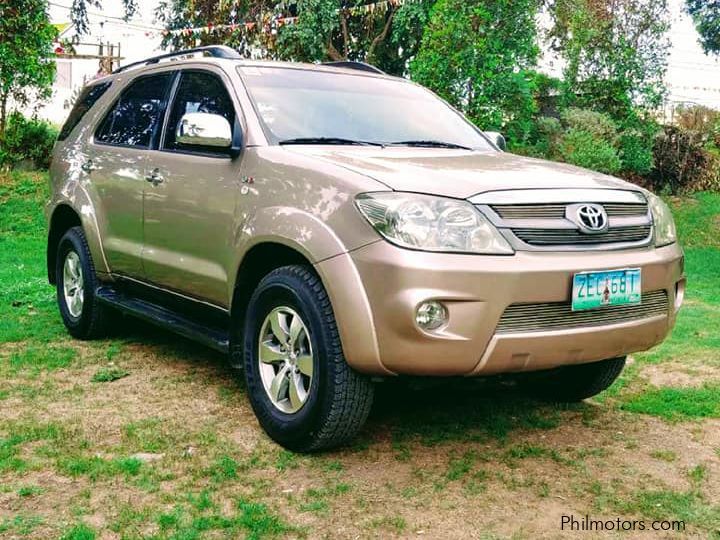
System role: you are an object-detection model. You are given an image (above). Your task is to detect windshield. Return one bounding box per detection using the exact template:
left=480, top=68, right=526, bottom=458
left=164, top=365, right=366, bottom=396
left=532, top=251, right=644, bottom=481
left=238, top=66, right=494, bottom=150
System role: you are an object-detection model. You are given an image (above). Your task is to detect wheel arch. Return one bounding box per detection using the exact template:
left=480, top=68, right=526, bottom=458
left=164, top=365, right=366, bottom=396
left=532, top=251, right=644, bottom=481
left=229, top=239, right=389, bottom=376
left=230, top=241, right=314, bottom=321
left=47, top=204, right=83, bottom=284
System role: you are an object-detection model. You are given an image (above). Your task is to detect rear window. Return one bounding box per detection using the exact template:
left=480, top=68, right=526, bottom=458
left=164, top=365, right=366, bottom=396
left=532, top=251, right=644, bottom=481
left=58, top=82, right=112, bottom=141
left=95, top=73, right=173, bottom=148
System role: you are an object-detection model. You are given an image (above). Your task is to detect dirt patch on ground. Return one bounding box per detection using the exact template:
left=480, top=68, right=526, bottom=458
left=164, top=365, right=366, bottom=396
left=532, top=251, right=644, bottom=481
left=3, top=335, right=720, bottom=539
left=642, top=362, right=720, bottom=388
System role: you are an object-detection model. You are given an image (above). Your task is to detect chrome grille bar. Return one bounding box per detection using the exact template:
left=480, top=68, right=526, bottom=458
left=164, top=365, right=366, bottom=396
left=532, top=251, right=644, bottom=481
left=512, top=226, right=652, bottom=245
left=496, top=290, right=668, bottom=334
left=603, top=203, right=649, bottom=216
left=471, top=189, right=653, bottom=251
left=492, top=202, right=648, bottom=220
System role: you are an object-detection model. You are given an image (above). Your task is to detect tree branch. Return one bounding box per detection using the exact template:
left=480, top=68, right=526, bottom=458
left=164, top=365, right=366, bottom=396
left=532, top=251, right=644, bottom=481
left=367, top=7, right=396, bottom=63
left=326, top=39, right=344, bottom=61
left=340, top=9, right=350, bottom=58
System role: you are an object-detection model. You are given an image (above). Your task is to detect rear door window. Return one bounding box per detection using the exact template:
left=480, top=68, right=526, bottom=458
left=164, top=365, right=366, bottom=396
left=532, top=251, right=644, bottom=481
left=95, top=72, right=174, bottom=148
left=58, top=81, right=112, bottom=141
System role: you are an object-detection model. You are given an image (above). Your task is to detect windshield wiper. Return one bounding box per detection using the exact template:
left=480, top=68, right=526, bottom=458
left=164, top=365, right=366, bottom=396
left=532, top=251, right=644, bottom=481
left=278, top=137, right=385, bottom=147
left=389, top=140, right=473, bottom=150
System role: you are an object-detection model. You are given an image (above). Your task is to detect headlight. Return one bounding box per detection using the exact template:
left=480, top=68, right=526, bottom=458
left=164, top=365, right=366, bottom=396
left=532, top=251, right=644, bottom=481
left=355, top=192, right=514, bottom=254
left=647, top=193, right=677, bottom=247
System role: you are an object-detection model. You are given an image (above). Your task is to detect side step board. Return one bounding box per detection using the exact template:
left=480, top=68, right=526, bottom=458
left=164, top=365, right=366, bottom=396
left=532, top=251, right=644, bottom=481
left=95, top=286, right=230, bottom=354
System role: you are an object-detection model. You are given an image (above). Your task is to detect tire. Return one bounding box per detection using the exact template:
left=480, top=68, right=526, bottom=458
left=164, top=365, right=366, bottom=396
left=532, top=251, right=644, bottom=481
left=243, top=265, right=374, bottom=452
left=523, top=356, right=626, bottom=402
left=55, top=226, right=110, bottom=340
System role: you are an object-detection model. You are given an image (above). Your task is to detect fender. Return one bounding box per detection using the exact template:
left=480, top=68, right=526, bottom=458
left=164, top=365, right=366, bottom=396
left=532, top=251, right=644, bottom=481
left=229, top=206, right=390, bottom=375
left=48, top=179, right=111, bottom=279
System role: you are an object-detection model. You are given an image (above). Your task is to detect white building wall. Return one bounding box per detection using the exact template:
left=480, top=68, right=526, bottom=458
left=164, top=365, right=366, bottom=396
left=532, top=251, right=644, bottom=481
left=35, top=0, right=163, bottom=125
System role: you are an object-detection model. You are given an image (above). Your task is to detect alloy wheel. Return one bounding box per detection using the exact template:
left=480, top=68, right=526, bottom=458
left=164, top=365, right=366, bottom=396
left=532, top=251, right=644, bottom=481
left=258, top=306, right=314, bottom=414
left=63, top=251, right=84, bottom=318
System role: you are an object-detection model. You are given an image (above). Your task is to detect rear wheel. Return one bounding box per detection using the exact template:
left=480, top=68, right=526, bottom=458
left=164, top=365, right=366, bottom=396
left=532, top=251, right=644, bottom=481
left=523, top=357, right=626, bottom=402
left=55, top=226, right=110, bottom=339
left=243, top=265, right=374, bottom=452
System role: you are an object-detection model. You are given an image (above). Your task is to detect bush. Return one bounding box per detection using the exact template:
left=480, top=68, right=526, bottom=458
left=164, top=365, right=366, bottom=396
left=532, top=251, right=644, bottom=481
left=619, top=130, right=655, bottom=176
left=516, top=107, right=664, bottom=182
left=0, top=112, right=58, bottom=170
left=560, top=108, right=619, bottom=144
left=674, top=104, right=719, bottom=135
left=651, top=125, right=719, bottom=194
left=559, top=128, right=622, bottom=174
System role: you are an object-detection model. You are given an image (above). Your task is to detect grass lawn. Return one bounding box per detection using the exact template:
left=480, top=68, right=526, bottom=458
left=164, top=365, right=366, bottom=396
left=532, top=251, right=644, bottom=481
left=1, top=170, right=720, bottom=539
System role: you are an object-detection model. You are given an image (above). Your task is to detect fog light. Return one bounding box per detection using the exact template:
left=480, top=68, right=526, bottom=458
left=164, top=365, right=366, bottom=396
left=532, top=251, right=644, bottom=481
left=416, top=301, right=448, bottom=331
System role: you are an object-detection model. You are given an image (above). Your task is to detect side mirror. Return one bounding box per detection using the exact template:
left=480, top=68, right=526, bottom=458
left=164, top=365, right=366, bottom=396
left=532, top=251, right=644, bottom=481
left=176, top=112, right=232, bottom=148
left=483, top=131, right=506, bottom=151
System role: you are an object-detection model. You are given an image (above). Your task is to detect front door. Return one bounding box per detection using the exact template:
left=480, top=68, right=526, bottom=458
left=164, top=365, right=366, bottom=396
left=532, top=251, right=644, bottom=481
left=85, top=71, right=175, bottom=278
left=142, top=69, right=242, bottom=306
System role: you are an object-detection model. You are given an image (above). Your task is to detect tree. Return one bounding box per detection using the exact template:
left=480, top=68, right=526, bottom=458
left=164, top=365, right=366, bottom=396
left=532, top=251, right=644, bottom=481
left=70, top=0, right=138, bottom=34
left=686, top=0, right=720, bottom=55
left=547, top=0, right=670, bottom=120
left=154, top=0, right=277, bottom=57
left=0, top=0, right=57, bottom=139
left=275, top=0, right=432, bottom=74
left=154, top=0, right=432, bottom=76
left=409, top=0, right=541, bottom=142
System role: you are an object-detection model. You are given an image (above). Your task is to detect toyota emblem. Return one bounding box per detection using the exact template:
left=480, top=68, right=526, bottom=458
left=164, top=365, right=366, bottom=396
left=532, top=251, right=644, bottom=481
left=571, top=203, right=609, bottom=234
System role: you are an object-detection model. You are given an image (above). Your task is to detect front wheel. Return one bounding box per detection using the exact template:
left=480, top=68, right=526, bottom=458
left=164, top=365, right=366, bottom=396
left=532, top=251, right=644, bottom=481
left=242, top=265, right=374, bottom=452
left=523, top=357, right=626, bottom=402
left=55, top=226, right=110, bottom=339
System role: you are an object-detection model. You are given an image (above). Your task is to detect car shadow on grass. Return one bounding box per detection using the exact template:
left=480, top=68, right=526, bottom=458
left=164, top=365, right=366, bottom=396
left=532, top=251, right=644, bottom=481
left=363, top=376, right=591, bottom=449
left=105, top=315, right=593, bottom=449
left=106, top=314, right=236, bottom=373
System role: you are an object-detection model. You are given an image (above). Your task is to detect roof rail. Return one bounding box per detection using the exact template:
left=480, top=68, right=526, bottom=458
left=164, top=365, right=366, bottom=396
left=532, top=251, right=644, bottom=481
left=321, top=61, right=386, bottom=75
left=112, top=45, right=241, bottom=74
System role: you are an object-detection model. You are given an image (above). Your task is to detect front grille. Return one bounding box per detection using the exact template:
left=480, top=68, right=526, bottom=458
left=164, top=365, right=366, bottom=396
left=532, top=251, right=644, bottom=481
left=513, top=226, right=652, bottom=246
left=491, top=202, right=648, bottom=220
left=495, top=290, right=668, bottom=334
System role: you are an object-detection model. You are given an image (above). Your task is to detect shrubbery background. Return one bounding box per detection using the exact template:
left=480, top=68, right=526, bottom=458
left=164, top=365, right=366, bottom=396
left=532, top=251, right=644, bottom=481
left=1, top=0, right=719, bottom=195
left=0, top=113, right=57, bottom=170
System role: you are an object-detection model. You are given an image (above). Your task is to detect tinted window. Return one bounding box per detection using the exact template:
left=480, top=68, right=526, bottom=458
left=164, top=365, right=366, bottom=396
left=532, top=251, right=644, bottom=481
left=95, top=73, right=173, bottom=148
left=239, top=67, right=493, bottom=150
left=58, top=82, right=112, bottom=141
left=163, top=71, right=235, bottom=153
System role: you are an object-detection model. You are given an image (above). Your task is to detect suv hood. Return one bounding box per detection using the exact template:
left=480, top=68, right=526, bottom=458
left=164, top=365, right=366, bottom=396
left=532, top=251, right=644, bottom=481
left=286, top=146, right=638, bottom=199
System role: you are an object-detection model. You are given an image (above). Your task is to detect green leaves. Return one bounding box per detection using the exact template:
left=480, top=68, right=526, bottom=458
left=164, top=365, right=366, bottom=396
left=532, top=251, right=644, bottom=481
left=686, top=0, right=720, bottom=55
left=0, top=1, right=56, bottom=138
left=410, top=0, right=540, bottom=143
left=547, top=0, right=670, bottom=119
left=275, top=0, right=434, bottom=75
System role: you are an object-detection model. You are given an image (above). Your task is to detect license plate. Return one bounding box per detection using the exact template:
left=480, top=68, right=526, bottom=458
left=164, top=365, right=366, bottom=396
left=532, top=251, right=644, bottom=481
left=572, top=268, right=641, bottom=311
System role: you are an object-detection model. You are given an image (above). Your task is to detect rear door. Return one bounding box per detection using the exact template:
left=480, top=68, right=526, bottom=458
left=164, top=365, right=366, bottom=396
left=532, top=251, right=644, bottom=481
left=84, top=71, right=175, bottom=277
left=141, top=68, right=243, bottom=305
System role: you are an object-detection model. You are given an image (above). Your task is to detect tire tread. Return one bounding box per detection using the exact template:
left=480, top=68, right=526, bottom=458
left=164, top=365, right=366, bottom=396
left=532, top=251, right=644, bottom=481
left=57, top=226, right=110, bottom=339
left=244, top=265, right=374, bottom=452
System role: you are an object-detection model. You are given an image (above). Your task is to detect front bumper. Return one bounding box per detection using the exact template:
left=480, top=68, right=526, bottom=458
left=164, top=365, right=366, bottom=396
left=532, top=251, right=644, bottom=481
left=317, top=241, right=684, bottom=376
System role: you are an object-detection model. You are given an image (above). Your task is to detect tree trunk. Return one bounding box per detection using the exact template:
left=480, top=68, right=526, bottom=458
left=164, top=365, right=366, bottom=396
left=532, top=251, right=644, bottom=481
left=340, top=11, right=350, bottom=58
left=326, top=40, right=344, bottom=61
left=0, top=91, right=8, bottom=142
left=366, top=8, right=396, bottom=64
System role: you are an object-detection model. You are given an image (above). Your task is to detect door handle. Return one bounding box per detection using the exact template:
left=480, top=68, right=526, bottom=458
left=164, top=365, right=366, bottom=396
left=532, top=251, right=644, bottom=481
left=80, top=160, right=95, bottom=173
left=145, top=168, right=164, bottom=186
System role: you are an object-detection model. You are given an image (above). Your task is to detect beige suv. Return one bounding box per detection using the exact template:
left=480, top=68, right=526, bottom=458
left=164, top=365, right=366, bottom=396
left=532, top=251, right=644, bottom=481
left=48, top=46, right=685, bottom=451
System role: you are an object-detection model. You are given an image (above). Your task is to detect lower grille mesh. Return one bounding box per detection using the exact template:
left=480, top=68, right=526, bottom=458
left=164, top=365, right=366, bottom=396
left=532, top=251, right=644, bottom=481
left=496, top=290, right=669, bottom=334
